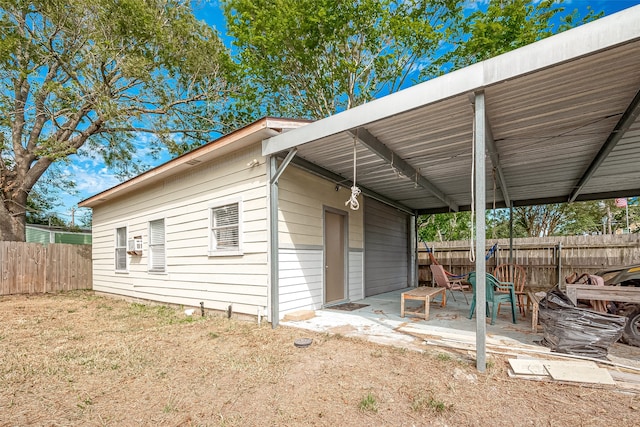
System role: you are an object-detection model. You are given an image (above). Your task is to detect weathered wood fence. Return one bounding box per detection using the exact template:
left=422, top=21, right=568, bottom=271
left=0, top=242, right=92, bottom=295
left=419, top=234, right=640, bottom=292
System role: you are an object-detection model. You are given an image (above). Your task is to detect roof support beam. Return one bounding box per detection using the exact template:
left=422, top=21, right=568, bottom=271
left=348, top=127, right=459, bottom=212
left=280, top=154, right=415, bottom=215
left=418, top=188, right=640, bottom=214
left=569, top=87, right=640, bottom=202
left=270, top=147, right=297, bottom=185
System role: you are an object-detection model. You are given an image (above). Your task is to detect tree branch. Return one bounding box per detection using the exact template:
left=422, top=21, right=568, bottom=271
left=123, top=95, right=207, bottom=115
left=27, top=61, right=61, bottom=152
left=97, top=126, right=215, bottom=134
left=11, top=9, right=30, bottom=160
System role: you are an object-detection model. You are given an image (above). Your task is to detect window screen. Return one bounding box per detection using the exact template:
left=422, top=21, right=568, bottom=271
left=115, top=227, right=127, bottom=271
left=210, top=202, right=241, bottom=253
left=149, top=219, right=165, bottom=272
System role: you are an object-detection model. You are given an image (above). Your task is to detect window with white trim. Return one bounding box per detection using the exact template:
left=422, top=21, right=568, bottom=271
left=115, top=226, right=127, bottom=271
left=149, top=219, right=166, bottom=272
left=209, top=201, right=242, bottom=256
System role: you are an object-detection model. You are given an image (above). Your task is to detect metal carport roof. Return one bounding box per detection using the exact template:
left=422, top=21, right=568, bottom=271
left=262, top=5, right=640, bottom=371
left=263, top=5, right=640, bottom=215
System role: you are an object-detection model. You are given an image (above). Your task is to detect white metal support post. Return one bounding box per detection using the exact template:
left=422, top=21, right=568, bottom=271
left=268, top=155, right=280, bottom=328
left=474, top=91, right=487, bottom=372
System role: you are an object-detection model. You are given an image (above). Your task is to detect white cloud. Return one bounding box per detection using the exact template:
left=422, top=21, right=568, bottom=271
left=62, top=162, right=121, bottom=196
left=60, top=132, right=175, bottom=210
left=463, top=0, right=488, bottom=12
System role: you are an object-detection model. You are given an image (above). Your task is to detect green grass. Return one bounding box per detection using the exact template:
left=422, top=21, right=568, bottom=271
left=77, top=396, right=93, bottom=411
left=410, top=391, right=452, bottom=414
left=391, top=346, right=407, bottom=355
left=126, top=302, right=207, bottom=325
left=358, top=392, right=378, bottom=413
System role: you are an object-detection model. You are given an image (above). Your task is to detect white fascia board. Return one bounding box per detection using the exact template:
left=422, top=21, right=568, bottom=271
left=262, top=5, right=640, bottom=156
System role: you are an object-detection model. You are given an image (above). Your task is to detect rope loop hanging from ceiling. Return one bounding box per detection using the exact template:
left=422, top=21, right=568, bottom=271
left=345, top=130, right=361, bottom=210
left=492, top=168, right=497, bottom=240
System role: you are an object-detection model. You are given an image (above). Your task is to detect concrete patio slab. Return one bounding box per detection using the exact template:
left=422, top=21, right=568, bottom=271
left=282, top=287, right=640, bottom=370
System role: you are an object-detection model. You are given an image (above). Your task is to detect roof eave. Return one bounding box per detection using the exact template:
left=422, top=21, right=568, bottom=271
left=79, top=117, right=311, bottom=208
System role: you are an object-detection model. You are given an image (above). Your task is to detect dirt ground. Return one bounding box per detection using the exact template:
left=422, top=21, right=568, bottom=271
left=1, top=291, right=638, bottom=426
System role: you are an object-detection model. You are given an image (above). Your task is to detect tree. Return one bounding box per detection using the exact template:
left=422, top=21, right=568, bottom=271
left=23, top=159, right=77, bottom=224
left=418, top=211, right=472, bottom=243
left=25, top=192, right=67, bottom=227
left=590, top=198, right=639, bottom=235
left=223, top=0, right=463, bottom=119
left=485, top=199, right=639, bottom=239
left=76, top=208, right=92, bottom=229
left=0, top=0, right=238, bottom=241
left=513, top=204, right=573, bottom=237
left=426, top=0, right=603, bottom=76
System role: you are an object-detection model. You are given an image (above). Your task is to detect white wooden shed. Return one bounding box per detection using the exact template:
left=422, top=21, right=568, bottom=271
left=79, top=117, right=414, bottom=321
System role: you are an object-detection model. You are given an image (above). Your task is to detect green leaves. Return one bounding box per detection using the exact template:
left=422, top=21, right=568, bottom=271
left=418, top=197, right=637, bottom=242
left=223, top=0, right=463, bottom=119
left=418, top=211, right=473, bottom=242
left=427, top=0, right=603, bottom=78
left=0, top=0, right=240, bottom=239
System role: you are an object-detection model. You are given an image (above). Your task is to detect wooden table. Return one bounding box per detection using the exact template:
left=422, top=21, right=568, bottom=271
left=565, top=284, right=640, bottom=306
left=400, top=286, right=446, bottom=320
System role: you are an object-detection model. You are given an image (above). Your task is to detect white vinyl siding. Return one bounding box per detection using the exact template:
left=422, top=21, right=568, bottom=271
left=90, top=140, right=367, bottom=320
left=209, top=199, right=243, bottom=256
left=278, top=248, right=323, bottom=316
left=115, top=226, right=127, bottom=272
left=149, top=219, right=166, bottom=273
left=348, top=250, right=364, bottom=301
left=278, top=247, right=363, bottom=318
left=277, top=166, right=363, bottom=248
left=276, top=166, right=364, bottom=318
left=90, top=144, right=269, bottom=317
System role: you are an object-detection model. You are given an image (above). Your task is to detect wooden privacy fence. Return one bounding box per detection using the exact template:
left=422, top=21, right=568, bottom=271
left=0, top=242, right=92, bottom=295
left=419, top=234, right=640, bottom=292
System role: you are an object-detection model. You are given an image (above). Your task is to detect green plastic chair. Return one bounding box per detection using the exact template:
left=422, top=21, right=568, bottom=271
left=468, top=272, right=517, bottom=325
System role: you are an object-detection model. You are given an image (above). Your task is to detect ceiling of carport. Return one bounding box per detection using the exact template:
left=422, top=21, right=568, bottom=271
left=263, top=6, right=640, bottom=215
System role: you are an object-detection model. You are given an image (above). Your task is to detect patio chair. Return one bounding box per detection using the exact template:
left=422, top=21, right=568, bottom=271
left=430, top=264, right=469, bottom=304
left=468, top=272, right=517, bottom=325
left=494, top=263, right=526, bottom=317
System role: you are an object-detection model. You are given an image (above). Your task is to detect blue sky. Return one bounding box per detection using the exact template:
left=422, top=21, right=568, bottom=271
left=60, top=0, right=640, bottom=224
